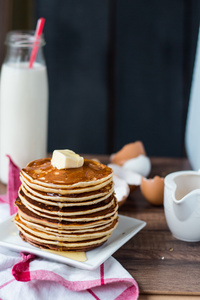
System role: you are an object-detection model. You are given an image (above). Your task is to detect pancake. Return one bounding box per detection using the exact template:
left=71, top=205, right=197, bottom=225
left=18, top=208, right=118, bottom=230
left=19, top=232, right=111, bottom=252
left=15, top=215, right=118, bottom=242
left=16, top=197, right=118, bottom=221
left=14, top=155, right=119, bottom=252
left=18, top=194, right=116, bottom=217
left=21, top=182, right=114, bottom=202
left=18, top=189, right=115, bottom=214
left=18, top=213, right=115, bottom=234
left=20, top=174, right=113, bottom=194
left=21, top=158, right=113, bottom=188
left=20, top=185, right=114, bottom=207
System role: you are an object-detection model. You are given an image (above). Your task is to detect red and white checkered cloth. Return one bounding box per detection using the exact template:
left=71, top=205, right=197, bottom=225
left=0, top=155, right=20, bottom=216
left=0, top=157, right=139, bottom=300
left=0, top=249, right=139, bottom=300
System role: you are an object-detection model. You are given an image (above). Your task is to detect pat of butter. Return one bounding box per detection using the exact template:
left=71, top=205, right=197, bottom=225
left=51, top=150, right=84, bottom=169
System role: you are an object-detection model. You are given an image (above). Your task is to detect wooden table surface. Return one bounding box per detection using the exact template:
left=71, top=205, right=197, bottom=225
left=0, top=156, right=199, bottom=299
left=89, top=156, right=199, bottom=299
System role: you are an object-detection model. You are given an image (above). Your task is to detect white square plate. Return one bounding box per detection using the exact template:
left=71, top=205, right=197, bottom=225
left=0, top=214, right=146, bottom=270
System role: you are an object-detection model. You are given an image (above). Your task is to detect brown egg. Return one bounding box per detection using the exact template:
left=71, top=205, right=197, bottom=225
left=140, top=176, right=164, bottom=206
left=110, top=141, right=146, bottom=166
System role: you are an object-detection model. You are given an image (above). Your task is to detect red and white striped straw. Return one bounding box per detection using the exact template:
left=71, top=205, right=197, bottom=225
left=29, top=18, right=45, bottom=68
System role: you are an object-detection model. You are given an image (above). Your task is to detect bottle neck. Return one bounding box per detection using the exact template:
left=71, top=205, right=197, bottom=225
left=3, top=30, right=46, bottom=67
left=4, top=45, right=45, bottom=66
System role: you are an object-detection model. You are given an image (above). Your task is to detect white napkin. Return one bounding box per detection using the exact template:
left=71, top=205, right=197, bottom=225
left=0, top=247, right=139, bottom=300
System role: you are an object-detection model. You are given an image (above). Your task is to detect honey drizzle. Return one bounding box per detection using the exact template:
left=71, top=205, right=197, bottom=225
left=22, top=158, right=112, bottom=185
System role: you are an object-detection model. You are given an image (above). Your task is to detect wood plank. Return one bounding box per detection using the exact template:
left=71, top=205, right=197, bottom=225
left=114, top=229, right=200, bottom=294
left=140, top=296, right=200, bottom=300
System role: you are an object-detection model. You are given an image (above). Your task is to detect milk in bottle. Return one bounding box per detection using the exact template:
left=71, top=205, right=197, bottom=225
left=0, top=31, right=48, bottom=183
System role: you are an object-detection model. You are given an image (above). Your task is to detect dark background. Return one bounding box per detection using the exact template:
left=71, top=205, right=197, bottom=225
left=1, top=0, right=200, bottom=157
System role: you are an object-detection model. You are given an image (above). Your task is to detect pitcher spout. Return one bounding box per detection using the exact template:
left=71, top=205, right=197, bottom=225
left=172, top=189, right=200, bottom=221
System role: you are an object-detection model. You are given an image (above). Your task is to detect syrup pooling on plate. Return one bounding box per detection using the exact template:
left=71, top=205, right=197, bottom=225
left=15, top=153, right=119, bottom=252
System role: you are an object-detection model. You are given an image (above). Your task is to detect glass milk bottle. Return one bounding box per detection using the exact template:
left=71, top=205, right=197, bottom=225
left=0, top=31, right=48, bottom=183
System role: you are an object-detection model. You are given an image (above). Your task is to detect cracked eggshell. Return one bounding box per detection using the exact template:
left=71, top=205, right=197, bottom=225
left=140, top=176, right=164, bottom=206
left=110, top=141, right=146, bottom=166
left=123, top=155, right=151, bottom=177
left=108, top=163, right=141, bottom=192
left=113, top=174, right=130, bottom=207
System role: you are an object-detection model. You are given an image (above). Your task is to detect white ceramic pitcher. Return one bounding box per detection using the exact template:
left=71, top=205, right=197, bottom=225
left=164, top=170, right=200, bottom=242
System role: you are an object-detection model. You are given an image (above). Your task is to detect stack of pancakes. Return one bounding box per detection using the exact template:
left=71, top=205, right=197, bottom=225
left=14, top=158, right=118, bottom=252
